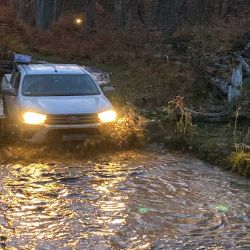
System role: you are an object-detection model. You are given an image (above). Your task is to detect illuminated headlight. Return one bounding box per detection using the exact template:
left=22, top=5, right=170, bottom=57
left=23, top=112, right=47, bottom=125
left=98, top=110, right=117, bottom=123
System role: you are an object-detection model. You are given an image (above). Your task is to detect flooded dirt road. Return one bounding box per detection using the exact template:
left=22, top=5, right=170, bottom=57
left=0, top=150, right=249, bottom=249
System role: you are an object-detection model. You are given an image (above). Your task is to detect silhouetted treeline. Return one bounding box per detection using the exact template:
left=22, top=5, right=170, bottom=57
left=11, top=0, right=250, bottom=32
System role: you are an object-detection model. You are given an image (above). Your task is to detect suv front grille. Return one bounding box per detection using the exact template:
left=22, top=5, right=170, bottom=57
left=46, top=114, right=99, bottom=125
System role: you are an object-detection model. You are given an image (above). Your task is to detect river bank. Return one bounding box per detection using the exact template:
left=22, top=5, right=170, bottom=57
left=0, top=116, right=248, bottom=177
left=144, top=116, right=250, bottom=177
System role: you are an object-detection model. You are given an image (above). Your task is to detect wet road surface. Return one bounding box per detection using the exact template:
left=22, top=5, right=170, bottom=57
left=0, top=150, right=249, bottom=249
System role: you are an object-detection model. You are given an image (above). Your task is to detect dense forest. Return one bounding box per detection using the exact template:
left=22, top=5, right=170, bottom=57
left=11, top=0, right=250, bottom=31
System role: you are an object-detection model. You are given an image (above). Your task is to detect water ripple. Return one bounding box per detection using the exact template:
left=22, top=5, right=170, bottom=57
left=0, top=151, right=249, bottom=249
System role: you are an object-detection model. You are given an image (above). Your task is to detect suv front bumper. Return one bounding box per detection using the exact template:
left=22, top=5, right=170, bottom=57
left=18, top=123, right=103, bottom=143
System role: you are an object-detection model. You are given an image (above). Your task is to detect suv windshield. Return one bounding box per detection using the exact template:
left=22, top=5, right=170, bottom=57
left=22, top=74, right=100, bottom=96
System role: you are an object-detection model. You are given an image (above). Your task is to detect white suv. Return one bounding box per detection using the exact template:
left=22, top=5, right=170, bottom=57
left=1, top=63, right=117, bottom=142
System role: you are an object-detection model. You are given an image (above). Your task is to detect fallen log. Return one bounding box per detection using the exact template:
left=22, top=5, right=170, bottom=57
left=184, top=108, right=231, bottom=123
left=183, top=108, right=250, bottom=123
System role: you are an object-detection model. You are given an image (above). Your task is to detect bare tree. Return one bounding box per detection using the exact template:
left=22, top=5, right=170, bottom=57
left=12, top=0, right=34, bottom=23
left=113, top=0, right=147, bottom=29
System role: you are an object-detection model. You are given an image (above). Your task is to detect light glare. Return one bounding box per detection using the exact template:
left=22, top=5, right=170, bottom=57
left=23, top=112, right=47, bottom=125
left=98, top=110, right=117, bottom=123
left=75, top=18, right=82, bottom=25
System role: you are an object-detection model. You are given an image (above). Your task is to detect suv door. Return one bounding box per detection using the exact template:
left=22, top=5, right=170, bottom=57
left=4, top=71, right=20, bottom=119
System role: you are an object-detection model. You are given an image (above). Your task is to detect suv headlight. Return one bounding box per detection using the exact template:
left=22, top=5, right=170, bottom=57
left=23, top=112, right=47, bottom=125
left=98, top=110, right=117, bottom=123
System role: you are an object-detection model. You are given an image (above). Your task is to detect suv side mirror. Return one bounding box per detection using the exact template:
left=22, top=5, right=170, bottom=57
left=2, top=88, right=17, bottom=96
left=102, top=86, right=115, bottom=93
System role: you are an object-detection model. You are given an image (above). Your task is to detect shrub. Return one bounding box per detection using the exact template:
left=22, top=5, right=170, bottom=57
left=230, top=146, right=250, bottom=176
left=99, top=106, right=145, bottom=147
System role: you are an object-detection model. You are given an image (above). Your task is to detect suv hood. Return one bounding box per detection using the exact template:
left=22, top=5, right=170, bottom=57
left=21, top=95, right=113, bottom=114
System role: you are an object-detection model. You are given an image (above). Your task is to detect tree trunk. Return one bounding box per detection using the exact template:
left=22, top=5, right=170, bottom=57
left=153, top=0, right=187, bottom=35
left=113, top=0, right=126, bottom=28
left=86, top=0, right=96, bottom=29
left=113, top=0, right=148, bottom=29
left=35, top=0, right=61, bottom=30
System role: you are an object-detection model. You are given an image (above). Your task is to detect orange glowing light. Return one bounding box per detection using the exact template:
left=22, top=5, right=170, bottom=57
left=75, top=18, right=83, bottom=25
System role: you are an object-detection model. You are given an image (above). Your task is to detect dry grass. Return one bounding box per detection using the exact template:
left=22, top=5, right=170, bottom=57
left=20, top=18, right=195, bottom=107
left=230, top=149, right=250, bottom=176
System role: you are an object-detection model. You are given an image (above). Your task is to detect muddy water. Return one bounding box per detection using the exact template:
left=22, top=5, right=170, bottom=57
left=0, top=150, right=249, bottom=249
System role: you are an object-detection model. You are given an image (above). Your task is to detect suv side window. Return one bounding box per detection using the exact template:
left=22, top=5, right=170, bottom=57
left=10, top=69, right=19, bottom=87
left=13, top=73, right=21, bottom=91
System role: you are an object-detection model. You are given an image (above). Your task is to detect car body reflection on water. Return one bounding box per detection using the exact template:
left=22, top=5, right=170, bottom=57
left=0, top=151, right=249, bottom=249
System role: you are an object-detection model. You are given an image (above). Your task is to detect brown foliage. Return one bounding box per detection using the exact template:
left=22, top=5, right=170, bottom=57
left=2, top=1, right=250, bottom=107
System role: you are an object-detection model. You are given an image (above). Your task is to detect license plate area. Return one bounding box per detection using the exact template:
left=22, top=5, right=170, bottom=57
left=62, top=134, right=88, bottom=141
